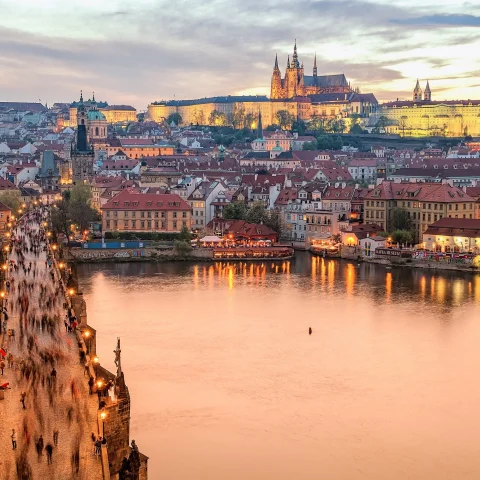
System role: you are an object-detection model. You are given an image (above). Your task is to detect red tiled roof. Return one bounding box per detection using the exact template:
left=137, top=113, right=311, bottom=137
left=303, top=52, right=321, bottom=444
left=0, top=178, right=19, bottom=190
left=102, top=190, right=191, bottom=211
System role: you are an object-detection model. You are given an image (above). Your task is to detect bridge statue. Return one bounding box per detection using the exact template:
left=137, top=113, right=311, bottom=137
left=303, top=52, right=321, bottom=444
left=114, top=337, right=122, bottom=378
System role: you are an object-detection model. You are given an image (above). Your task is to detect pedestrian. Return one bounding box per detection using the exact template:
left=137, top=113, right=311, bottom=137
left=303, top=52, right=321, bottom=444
left=53, top=428, right=59, bottom=446
left=20, top=391, right=26, bottom=409
left=95, top=437, right=102, bottom=456
left=11, top=429, right=17, bottom=449
left=0, top=359, right=5, bottom=375
left=88, top=375, right=94, bottom=395
left=45, top=443, right=54, bottom=464
left=51, top=367, right=57, bottom=380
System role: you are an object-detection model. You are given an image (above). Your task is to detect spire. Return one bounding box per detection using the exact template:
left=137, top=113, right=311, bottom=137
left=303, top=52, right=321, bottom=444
left=257, top=111, right=263, bottom=140
left=92, top=91, right=95, bottom=102
left=313, top=52, right=317, bottom=77
left=287, top=55, right=290, bottom=69
left=274, top=54, right=279, bottom=71
left=79, top=90, right=83, bottom=103
left=413, top=79, right=422, bottom=101
left=424, top=80, right=431, bottom=101
left=292, top=39, right=299, bottom=68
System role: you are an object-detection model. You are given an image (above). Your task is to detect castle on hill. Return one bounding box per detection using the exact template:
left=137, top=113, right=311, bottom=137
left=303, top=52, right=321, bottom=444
left=270, top=40, right=353, bottom=99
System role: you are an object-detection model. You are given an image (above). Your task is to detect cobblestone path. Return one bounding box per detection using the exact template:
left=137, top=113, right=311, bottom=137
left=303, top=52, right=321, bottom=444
left=0, top=215, right=103, bottom=480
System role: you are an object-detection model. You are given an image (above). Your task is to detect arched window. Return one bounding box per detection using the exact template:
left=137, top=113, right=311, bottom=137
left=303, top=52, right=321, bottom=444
left=81, top=119, right=85, bottom=125
left=95, top=127, right=99, bottom=136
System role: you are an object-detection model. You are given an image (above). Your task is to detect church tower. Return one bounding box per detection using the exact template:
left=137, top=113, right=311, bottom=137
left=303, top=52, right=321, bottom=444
left=424, top=80, right=431, bottom=101
left=413, top=79, right=423, bottom=101
left=313, top=52, right=318, bottom=78
left=270, top=54, right=284, bottom=99
left=285, top=40, right=305, bottom=98
left=71, top=91, right=95, bottom=184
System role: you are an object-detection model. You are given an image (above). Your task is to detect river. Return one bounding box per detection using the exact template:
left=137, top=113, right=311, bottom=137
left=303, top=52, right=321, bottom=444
left=77, top=253, right=480, bottom=480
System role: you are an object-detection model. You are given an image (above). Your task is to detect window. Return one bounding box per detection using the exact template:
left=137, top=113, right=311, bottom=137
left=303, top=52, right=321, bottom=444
left=161, top=221, right=166, bottom=229
left=124, top=211, right=129, bottom=218
left=155, top=221, right=159, bottom=228
left=132, top=220, right=136, bottom=228
left=141, top=211, right=145, bottom=218
left=154, top=211, right=159, bottom=218
left=182, top=212, right=187, bottom=218
left=147, top=221, right=152, bottom=228
left=147, top=212, right=151, bottom=218
left=141, top=221, right=145, bottom=228
left=161, top=212, right=165, bottom=218
left=173, top=212, right=177, bottom=218
left=132, top=211, right=136, bottom=218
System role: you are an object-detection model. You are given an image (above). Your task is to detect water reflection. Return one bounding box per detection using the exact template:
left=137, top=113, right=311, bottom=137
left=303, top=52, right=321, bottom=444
left=77, top=252, right=480, bottom=480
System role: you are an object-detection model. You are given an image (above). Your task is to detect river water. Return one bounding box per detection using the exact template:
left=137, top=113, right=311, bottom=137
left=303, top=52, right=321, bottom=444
left=77, top=253, right=480, bottom=480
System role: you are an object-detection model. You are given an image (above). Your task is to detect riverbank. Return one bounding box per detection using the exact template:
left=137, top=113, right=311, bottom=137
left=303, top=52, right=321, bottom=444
left=309, top=246, right=480, bottom=274
left=68, top=247, right=294, bottom=263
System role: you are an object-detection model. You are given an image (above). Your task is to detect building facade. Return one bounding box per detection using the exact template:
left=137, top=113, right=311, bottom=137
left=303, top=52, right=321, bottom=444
left=101, top=190, right=192, bottom=233
left=380, top=80, right=480, bottom=137
left=364, top=181, right=477, bottom=241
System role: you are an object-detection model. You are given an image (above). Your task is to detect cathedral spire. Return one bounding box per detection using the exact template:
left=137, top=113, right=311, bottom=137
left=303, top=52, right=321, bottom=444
left=313, top=52, right=317, bottom=77
left=292, top=39, right=300, bottom=68
left=79, top=90, right=83, bottom=103
left=92, top=91, right=95, bottom=102
left=274, top=53, right=279, bottom=71
left=287, top=55, right=290, bottom=69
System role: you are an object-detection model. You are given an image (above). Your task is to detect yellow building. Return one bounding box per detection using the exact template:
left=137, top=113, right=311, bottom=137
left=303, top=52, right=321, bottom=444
left=100, top=105, right=137, bottom=123
left=380, top=80, right=480, bottom=137
left=364, top=181, right=477, bottom=242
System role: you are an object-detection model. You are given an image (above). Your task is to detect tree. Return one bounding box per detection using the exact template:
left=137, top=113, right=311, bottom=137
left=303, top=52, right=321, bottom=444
left=244, top=113, right=255, bottom=130
left=68, top=184, right=99, bottom=232
left=245, top=201, right=266, bottom=224
left=275, top=110, right=295, bottom=130
left=51, top=191, right=71, bottom=239
left=231, top=104, right=246, bottom=130
left=349, top=123, right=364, bottom=134
left=316, top=135, right=343, bottom=150
left=208, top=110, right=227, bottom=126
left=303, top=141, right=317, bottom=151
left=331, top=119, right=346, bottom=134
left=223, top=201, right=247, bottom=220
left=292, top=119, right=306, bottom=136
left=391, top=208, right=411, bottom=231
left=398, top=117, right=408, bottom=137
left=0, top=191, right=21, bottom=212
left=178, top=225, right=192, bottom=242
left=308, top=115, right=326, bottom=134
left=391, top=229, right=414, bottom=245
left=167, top=112, right=182, bottom=126
left=375, top=116, right=390, bottom=130
left=174, top=240, right=192, bottom=256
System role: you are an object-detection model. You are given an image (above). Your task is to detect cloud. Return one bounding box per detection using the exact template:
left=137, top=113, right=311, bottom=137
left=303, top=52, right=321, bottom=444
left=392, top=14, right=480, bottom=27
left=0, top=0, right=479, bottom=107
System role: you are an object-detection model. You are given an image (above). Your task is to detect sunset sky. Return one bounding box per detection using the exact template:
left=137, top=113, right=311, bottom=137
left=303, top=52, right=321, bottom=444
left=1, top=0, right=479, bottom=109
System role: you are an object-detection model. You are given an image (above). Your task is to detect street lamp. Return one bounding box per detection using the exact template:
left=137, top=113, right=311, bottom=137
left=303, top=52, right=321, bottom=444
left=68, top=288, right=75, bottom=296
left=100, top=411, right=107, bottom=437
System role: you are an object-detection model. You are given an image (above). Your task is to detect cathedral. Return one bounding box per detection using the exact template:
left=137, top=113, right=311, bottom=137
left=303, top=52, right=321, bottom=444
left=270, top=41, right=352, bottom=99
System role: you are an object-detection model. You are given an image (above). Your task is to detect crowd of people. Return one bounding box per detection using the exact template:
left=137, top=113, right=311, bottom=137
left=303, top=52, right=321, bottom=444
left=0, top=206, right=101, bottom=479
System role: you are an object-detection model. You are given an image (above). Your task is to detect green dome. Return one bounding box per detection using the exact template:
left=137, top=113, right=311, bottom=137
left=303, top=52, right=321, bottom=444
left=87, top=109, right=106, bottom=121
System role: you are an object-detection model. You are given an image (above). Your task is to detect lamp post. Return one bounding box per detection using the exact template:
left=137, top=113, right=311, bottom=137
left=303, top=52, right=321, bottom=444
left=100, top=411, right=107, bottom=437
left=83, top=329, right=91, bottom=354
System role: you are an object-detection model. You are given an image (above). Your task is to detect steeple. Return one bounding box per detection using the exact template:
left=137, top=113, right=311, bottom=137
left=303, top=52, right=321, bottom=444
left=79, top=90, right=83, bottom=103
left=274, top=54, right=279, bottom=71
left=257, top=111, right=263, bottom=140
left=313, top=52, right=317, bottom=77
left=424, top=80, right=431, bottom=101
left=92, top=91, right=96, bottom=102
left=413, top=79, right=422, bottom=101
left=287, top=55, right=290, bottom=69
left=292, top=39, right=300, bottom=68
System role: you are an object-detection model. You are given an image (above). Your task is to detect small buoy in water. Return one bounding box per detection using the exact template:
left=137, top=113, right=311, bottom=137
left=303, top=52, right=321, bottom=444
left=309, top=327, right=312, bottom=335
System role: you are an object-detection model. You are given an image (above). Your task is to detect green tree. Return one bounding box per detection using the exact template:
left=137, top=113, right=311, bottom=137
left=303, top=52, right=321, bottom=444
left=308, top=115, right=326, bottom=133
left=174, top=240, right=192, bottom=256
left=178, top=225, right=192, bottom=242
left=245, top=201, right=267, bottom=224
left=391, top=229, right=414, bottom=245
left=275, top=110, right=295, bottom=130
left=391, top=208, right=411, bottom=231
left=0, top=191, right=21, bottom=212
left=303, top=141, right=317, bottom=151
left=375, top=116, right=390, bottom=130
left=331, top=119, right=346, bottom=133
left=292, top=119, right=306, bottom=136
left=349, top=123, right=364, bottom=134
left=51, top=191, right=71, bottom=239
left=223, top=201, right=247, bottom=220
left=167, top=112, right=182, bottom=126
left=68, top=184, right=99, bottom=232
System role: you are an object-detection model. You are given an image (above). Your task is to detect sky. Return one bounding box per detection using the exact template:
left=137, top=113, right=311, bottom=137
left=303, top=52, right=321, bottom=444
left=1, top=0, right=479, bottom=109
